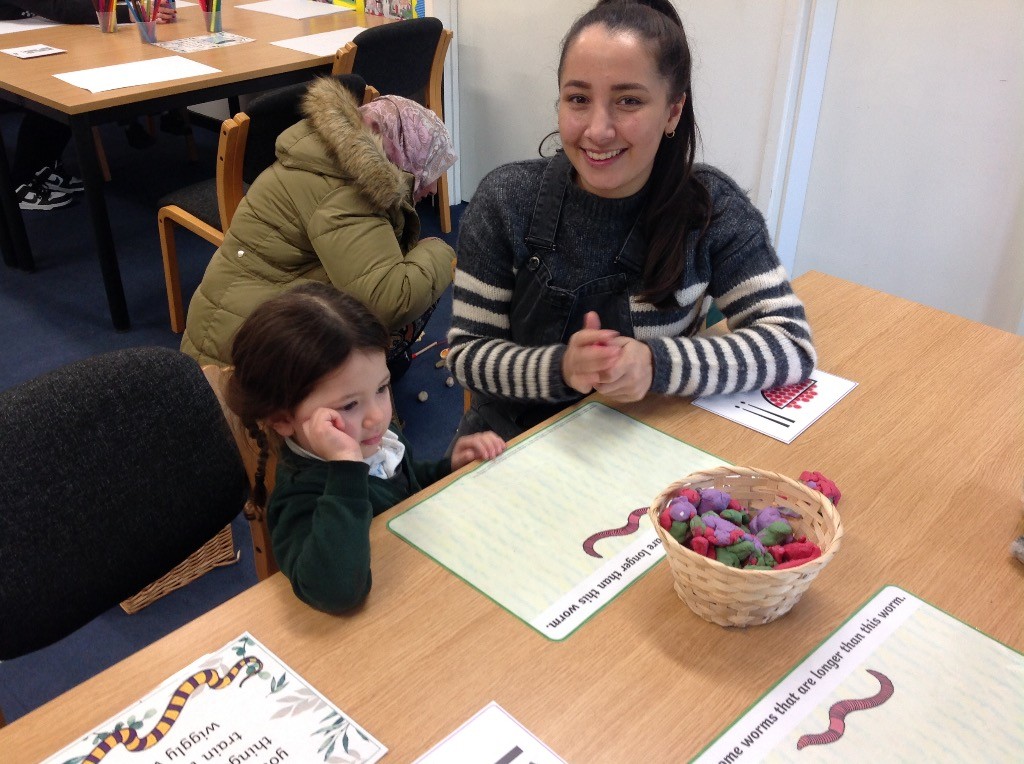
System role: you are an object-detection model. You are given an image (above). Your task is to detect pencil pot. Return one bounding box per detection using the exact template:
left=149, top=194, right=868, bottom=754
left=203, top=9, right=223, bottom=33
left=96, top=10, right=117, bottom=32
left=135, top=18, right=158, bottom=43
left=647, top=466, right=842, bottom=628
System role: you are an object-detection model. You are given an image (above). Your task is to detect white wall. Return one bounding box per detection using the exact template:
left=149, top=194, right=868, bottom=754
left=455, top=1, right=583, bottom=197
left=455, top=0, right=793, bottom=203
left=792, top=0, right=1024, bottom=332
left=679, top=2, right=791, bottom=203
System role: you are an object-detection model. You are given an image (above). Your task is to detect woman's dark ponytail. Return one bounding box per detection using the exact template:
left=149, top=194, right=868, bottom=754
left=641, top=88, right=711, bottom=308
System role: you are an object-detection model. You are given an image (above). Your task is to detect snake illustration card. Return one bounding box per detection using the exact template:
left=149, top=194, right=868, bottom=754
left=44, top=632, right=386, bottom=764
left=692, top=369, right=857, bottom=444
left=388, top=402, right=728, bottom=640
left=693, top=586, right=1024, bottom=762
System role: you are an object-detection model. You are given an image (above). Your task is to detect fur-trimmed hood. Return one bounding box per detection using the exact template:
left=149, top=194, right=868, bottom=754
left=274, top=77, right=409, bottom=211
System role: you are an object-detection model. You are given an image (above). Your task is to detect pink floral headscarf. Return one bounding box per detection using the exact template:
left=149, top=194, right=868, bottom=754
left=359, top=95, right=457, bottom=197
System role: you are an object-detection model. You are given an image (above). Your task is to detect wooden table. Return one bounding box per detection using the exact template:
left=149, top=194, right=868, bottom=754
left=0, top=2, right=388, bottom=329
left=2, top=272, right=1021, bottom=762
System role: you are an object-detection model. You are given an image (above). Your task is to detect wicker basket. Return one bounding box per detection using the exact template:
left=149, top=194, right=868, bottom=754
left=119, top=524, right=239, bottom=614
left=648, top=466, right=842, bottom=627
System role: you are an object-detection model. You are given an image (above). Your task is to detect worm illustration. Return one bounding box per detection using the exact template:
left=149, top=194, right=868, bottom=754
left=82, top=656, right=263, bottom=763
left=796, top=669, right=894, bottom=750
left=582, top=507, right=648, bottom=558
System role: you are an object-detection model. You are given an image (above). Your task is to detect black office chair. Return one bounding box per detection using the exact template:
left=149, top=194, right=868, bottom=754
left=0, top=347, right=248, bottom=660
left=334, top=17, right=454, bottom=232
left=157, top=73, right=370, bottom=332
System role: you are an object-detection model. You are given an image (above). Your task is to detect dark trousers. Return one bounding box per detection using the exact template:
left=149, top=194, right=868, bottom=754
left=0, top=105, right=71, bottom=186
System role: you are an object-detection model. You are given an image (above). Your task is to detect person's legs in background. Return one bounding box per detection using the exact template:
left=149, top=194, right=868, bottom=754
left=11, top=111, right=83, bottom=212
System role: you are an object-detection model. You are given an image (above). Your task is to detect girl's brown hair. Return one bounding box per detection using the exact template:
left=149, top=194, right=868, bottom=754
left=225, top=282, right=389, bottom=506
left=559, top=0, right=713, bottom=309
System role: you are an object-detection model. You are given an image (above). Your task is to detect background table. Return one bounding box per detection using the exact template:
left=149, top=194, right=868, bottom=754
left=1, top=271, right=1020, bottom=762
left=0, top=2, right=388, bottom=329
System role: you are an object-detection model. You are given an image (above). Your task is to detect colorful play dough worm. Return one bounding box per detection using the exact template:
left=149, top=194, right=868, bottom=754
left=82, top=656, right=263, bottom=763
left=582, top=507, right=648, bottom=558
left=796, top=669, right=894, bottom=750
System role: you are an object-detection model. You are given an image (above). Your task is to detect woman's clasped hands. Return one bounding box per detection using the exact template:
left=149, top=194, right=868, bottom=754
left=561, top=311, right=653, bottom=402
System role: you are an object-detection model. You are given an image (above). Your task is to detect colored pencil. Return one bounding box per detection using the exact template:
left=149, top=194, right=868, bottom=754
left=410, top=341, right=440, bottom=359
left=125, top=0, right=145, bottom=23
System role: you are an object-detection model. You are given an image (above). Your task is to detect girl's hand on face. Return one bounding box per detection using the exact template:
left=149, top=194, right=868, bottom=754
left=301, top=408, right=363, bottom=462
left=593, top=337, right=654, bottom=402
left=450, top=431, right=506, bottom=471
left=561, top=311, right=622, bottom=395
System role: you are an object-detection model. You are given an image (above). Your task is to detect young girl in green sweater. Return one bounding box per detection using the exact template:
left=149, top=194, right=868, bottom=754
left=227, top=282, right=504, bottom=613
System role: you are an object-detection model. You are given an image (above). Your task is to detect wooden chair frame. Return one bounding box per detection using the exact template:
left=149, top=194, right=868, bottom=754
left=93, top=115, right=198, bottom=184
left=333, top=27, right=455, bottom=233
left=157, top=113, right=250, bottom=333
left=156, top=85, right=377, bottom=334
left=203, top=365, right=279, bottom=581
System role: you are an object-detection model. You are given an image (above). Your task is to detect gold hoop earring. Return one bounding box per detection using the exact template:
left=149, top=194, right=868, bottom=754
left=665, top=130, right=676, bottom=139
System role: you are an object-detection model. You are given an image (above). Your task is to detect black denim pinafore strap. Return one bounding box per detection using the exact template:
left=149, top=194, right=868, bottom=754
left=463, top=152, right=645, bottom=439
left=509, top=151, right=641, bottom=344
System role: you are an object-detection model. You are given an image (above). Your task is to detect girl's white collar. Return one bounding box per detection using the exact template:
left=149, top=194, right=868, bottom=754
left=284, top=429, right=406, bottom=478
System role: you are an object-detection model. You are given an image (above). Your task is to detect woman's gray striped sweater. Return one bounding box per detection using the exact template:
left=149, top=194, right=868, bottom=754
left=447, top=157, right=816, bottom=405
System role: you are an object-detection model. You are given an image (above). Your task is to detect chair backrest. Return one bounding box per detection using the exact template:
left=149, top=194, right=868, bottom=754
left=216, top=112, right=250, bottom=231
left=202, top=365, right=279, bottom=582
left=333, top=41, right=357, bottom=76
left=427, top=28, right=453, bottom=119
left=212, top=73, right=368, bottom=232
left=241, top=73, right=368, bottom=186
left=349, top=17, right=444, bottom=106
left=0, top=348, right=248, bottom=660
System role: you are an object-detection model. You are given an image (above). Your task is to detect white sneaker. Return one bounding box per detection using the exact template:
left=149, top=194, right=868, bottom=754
left=16, top=178, right=74, bottom=211
left=36, top=164, right=84, bottom=194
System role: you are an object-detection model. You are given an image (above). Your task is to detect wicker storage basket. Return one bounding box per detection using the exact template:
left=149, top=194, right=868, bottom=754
left=119, top=524, right=238, bottom=614
left=648, top=466, right=842, bottom=627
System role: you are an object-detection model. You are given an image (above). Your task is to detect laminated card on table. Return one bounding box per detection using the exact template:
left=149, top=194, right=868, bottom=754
left=415, top=701, right=566, bottom=764
left=389, top=402, right=730, bottom=640
left=44, top=632, right=386, bottom=764
left=692, top=369, right=857, bottom=444
left=693, top=586, right=1024, bottom=762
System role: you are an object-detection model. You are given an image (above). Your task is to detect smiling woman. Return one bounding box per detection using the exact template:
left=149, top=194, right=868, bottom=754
left=557, top=24, right=682, bottom=199
left=446, top=0, right=817, bottom=444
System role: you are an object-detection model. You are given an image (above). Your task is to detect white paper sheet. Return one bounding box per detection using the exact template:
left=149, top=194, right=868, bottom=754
left=1, top=43, right=65, bottom=58
left=270, top=25, right=364, bottom=56
left=416, top=702, right=567, bottom=764
left=0, top=18, right=61, bottom=35
left=237, top=0, right=351, bottom=19
left=155, top=32, right=254, bottom=53
left=692, top=369, right=857, bottom=444
left=53, top=55, right=220, bottom=93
